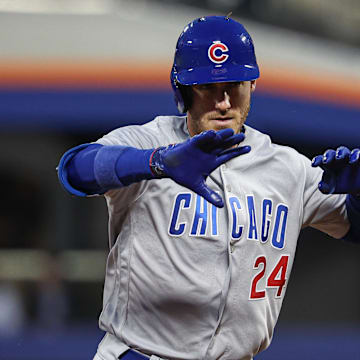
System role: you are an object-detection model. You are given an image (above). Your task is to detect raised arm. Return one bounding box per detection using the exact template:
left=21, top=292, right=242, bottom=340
left=57, top=128, right=251, bottom=207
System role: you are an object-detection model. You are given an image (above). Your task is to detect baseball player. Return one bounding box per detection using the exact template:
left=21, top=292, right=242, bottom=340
left=57, top=16, right=360, bottom=360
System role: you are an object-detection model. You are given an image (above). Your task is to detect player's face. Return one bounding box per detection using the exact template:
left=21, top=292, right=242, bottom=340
left=187, top=80, right=256, bottom=136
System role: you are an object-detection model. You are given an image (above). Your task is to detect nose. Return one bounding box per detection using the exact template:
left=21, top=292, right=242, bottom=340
left=215, top=91, right=231, bottom=112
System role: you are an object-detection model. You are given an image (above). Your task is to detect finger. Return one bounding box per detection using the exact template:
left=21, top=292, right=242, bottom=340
left=311, top=155, right=323, bottom=168
left=192, top=130, right=217, bottom=147
left=312, top=150, right=335, bottom=170
left=192, top=129, right=235, bottom=150
left=318, top=180, right=333, bottom=194
left=312, top=148, right=351, bottom=171
left=326, top=146, right=351, bottom=171
left=207, top=128, right=236, bottom=150
left=212, top=133, right=246, bottom=154
left=323, top=149, right=336, bottom=165
left=215, top=128, right=235, bottom=141
left=220, top=132, right=245, bottom=148
left=193, top=182, right=224, bottom=208
left=215, top=145, right=251, bottom=166
left=335, top=146, right=351, bottom=162
left=194, top=129, right=237, bottom=153
left=349, top=148, right=360, bottom=164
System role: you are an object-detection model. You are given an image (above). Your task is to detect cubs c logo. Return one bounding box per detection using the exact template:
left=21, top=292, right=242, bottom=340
left=208, top=41, right=229, bottom=64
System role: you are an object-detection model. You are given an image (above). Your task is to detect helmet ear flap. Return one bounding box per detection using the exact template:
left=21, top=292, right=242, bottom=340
left=171, top=68, right=192, bottom=114
left=178, top=85, right=193, bottom=113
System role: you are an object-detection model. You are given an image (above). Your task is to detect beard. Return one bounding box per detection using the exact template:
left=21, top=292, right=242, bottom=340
left=190, top=102, right=251, bottom=136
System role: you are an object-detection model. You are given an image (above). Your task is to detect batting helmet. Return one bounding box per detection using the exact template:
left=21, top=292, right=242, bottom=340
left=171, top=16, right=260, bottom=113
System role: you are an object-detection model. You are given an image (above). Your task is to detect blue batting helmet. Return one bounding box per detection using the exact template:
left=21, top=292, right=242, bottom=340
left=170, top=16, right=260, bottom=113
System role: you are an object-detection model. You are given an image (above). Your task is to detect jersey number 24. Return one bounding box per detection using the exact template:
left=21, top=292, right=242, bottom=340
left=249, top=255, right=289, bottom=300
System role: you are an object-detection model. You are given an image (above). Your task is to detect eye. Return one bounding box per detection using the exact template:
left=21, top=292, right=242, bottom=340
left=197, top=84, right=212, bottom=90
left=228, top=81, right=243, bottom=88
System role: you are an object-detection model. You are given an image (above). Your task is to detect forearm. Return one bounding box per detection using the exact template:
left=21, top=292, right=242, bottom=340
left=342, top=194, right=360, bottom=244
left=57, top=129, right=250, bottom=207
left=57, top=143, right=155, bottom=196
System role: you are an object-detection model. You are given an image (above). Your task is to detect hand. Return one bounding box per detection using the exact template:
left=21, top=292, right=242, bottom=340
left=150, top=128, right=251, bottom=207
left=311, top=146, right=360, bottom=195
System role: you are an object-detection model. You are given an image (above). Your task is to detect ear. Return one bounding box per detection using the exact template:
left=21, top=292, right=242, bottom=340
left=250, top=80, right=256, bottom=92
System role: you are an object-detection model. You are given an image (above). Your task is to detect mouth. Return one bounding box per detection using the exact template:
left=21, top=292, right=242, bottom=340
left=211, top=117, right=233, bottom=122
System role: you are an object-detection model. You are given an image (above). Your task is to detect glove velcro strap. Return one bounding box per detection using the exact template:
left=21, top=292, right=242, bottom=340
left=149, top=146, right=173, bottom=178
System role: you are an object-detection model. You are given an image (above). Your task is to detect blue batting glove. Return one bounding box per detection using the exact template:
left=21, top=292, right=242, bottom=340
left=311, top=146, right=360, bottom=194
left=150, top=128, right=251, bottom=207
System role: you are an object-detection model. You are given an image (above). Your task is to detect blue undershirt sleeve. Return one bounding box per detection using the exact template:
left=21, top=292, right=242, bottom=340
left=342, top=194, right=360, bottom=244
left=57, top=143, right=156, bottom=196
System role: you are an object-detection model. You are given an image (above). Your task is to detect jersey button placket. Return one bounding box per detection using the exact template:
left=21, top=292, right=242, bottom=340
left=221, top=165, right=238, bottom=256
left=215, top=324, right=221, bottom=335
left=208, top=165, right=231, bottom=345
left=220, top=165, right=234, bottom=254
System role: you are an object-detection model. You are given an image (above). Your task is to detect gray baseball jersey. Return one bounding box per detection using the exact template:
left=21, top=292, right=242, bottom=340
left=93, top=115, right=349, bottom=360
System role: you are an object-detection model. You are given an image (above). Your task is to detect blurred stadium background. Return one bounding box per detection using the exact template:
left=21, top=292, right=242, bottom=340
left=0, top=0, right=359, bottom=359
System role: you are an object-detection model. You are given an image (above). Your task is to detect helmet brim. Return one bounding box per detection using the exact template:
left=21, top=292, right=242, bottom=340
left=176, top=64, right=259, bottom=86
